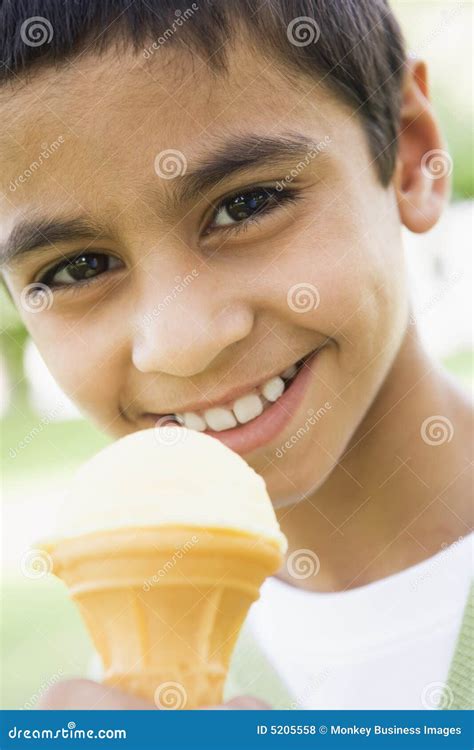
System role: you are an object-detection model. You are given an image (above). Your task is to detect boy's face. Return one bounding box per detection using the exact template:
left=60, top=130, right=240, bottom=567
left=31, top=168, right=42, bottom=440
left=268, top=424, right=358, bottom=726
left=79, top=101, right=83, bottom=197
left=0, top=42, right=408, bottom=505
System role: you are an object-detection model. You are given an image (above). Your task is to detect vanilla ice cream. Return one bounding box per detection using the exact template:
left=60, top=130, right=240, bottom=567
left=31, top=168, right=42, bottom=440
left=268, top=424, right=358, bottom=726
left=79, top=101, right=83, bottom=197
left=48, top=427, right=286, bottom=552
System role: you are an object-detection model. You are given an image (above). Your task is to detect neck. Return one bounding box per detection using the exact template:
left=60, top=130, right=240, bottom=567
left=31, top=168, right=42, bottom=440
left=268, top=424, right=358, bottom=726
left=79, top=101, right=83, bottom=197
left=276, top=329, right=473, bottom=592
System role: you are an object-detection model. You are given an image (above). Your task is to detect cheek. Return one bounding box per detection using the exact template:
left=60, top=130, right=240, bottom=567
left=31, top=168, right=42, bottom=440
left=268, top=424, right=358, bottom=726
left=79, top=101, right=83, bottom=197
left=264, top=196, right=407, bottom=354
left=24, top=313, right=126, bottom=422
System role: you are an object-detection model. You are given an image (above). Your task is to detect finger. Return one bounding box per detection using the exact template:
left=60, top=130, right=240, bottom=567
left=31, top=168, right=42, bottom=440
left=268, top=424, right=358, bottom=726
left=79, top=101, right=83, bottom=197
left=37, top=679, right=156, bottom=710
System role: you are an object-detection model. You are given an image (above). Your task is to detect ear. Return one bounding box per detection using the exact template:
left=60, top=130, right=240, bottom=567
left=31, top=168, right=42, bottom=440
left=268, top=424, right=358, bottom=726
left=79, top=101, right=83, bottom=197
left=394, top=59, right=451, bottom=233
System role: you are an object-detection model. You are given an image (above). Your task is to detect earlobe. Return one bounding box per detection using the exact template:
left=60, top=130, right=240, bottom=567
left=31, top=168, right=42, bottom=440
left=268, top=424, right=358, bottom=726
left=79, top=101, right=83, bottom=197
left=395, top=59, right=451, bottom=234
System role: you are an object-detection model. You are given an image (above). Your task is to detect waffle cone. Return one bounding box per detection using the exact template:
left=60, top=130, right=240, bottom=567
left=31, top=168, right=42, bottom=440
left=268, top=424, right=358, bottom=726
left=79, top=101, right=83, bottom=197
left=48, top=525, right=282, bottom=708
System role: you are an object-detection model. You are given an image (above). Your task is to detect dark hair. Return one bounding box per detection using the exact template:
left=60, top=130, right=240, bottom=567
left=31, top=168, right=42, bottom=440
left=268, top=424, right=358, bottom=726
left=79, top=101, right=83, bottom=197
left=0, top=0, right=406, bottom=183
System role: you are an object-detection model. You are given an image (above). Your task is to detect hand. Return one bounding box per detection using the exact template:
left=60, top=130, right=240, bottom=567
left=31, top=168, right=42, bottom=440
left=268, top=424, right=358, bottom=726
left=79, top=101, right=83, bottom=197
left=37, top=679, right=270, bottom=710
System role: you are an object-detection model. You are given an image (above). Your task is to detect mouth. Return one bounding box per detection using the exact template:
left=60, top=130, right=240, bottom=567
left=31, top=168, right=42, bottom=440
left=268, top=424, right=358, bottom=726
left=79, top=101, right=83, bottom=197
left=142, top=347, right=322, bottom=455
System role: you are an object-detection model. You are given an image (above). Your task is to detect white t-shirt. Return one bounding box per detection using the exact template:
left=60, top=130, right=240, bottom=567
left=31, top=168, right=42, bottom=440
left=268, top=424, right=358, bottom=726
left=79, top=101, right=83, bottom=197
left=247, top=534, right=473, bottom=709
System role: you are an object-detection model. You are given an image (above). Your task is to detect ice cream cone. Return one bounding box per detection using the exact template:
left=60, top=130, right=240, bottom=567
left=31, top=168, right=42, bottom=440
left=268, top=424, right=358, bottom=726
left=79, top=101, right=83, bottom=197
left=47, top=524, right=283, bottom=708
left=42, top=428, right=287, bottom=707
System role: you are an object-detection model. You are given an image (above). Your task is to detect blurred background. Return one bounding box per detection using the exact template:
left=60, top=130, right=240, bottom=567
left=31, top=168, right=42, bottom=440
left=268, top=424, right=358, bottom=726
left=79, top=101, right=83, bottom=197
left=1, top=0, right=473, bottom=709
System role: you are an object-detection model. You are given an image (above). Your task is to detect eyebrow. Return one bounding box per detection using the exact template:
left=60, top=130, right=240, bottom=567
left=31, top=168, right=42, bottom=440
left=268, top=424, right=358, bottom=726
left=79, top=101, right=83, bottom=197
left=171, top=132, right=323, bottom=203
left=0, top=218, right=110, bottom=268
left=1, top=133, right=326, bottom=267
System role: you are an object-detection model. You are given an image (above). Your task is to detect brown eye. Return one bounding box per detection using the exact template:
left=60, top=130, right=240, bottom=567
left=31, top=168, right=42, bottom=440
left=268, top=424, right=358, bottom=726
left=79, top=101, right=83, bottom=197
left=209, top=186, right=298, bottom=232
left=214, top=189, right=276, bottom=225
left=40, top=253, right=122, bottom=288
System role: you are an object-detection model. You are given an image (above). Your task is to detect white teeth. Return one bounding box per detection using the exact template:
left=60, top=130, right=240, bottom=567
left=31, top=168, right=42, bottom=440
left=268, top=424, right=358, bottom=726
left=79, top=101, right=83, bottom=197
left=261, top=376, right=285, bottom=402
left=281, top=364, right=297, bottom=379
left=181, top=412, right=207, bottom=431
left=171, top=361, right=301, bottom=433
left=204, top=407, right=237, bottom=432
left=233, top=393, right=264, bottom=424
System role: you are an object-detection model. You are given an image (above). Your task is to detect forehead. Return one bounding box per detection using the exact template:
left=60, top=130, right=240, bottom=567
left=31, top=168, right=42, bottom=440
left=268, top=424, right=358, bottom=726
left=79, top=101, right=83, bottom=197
left=0, top=42, right=356, bottom=224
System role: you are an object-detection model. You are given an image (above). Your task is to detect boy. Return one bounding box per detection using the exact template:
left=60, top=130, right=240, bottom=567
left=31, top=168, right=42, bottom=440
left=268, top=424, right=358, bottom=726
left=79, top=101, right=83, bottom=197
left=0, top=0, right=472, bottom=710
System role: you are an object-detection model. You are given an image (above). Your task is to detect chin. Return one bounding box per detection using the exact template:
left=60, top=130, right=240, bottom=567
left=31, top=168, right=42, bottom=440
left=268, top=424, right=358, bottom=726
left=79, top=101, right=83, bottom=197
left=253, top=442, right=338, bottom=508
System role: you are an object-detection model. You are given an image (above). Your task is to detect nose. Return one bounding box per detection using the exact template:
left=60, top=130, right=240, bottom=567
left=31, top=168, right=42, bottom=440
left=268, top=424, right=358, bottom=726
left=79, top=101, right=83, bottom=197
left=131, top=272, right=255, bottom=377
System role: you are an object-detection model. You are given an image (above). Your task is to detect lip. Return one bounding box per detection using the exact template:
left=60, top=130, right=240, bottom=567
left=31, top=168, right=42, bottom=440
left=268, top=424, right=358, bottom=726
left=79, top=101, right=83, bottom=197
left=142, top=347, right=322, bottom=455
left=205, top=348, right=321, bottom=454
left=143, top=358, right=308, bottom=416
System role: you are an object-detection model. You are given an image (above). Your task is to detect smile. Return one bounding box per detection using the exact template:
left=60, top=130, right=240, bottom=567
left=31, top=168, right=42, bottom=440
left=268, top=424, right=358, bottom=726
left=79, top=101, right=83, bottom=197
left=174, top=361, right=303, bottom=432
left=143, top=348, right=322, bottom=455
